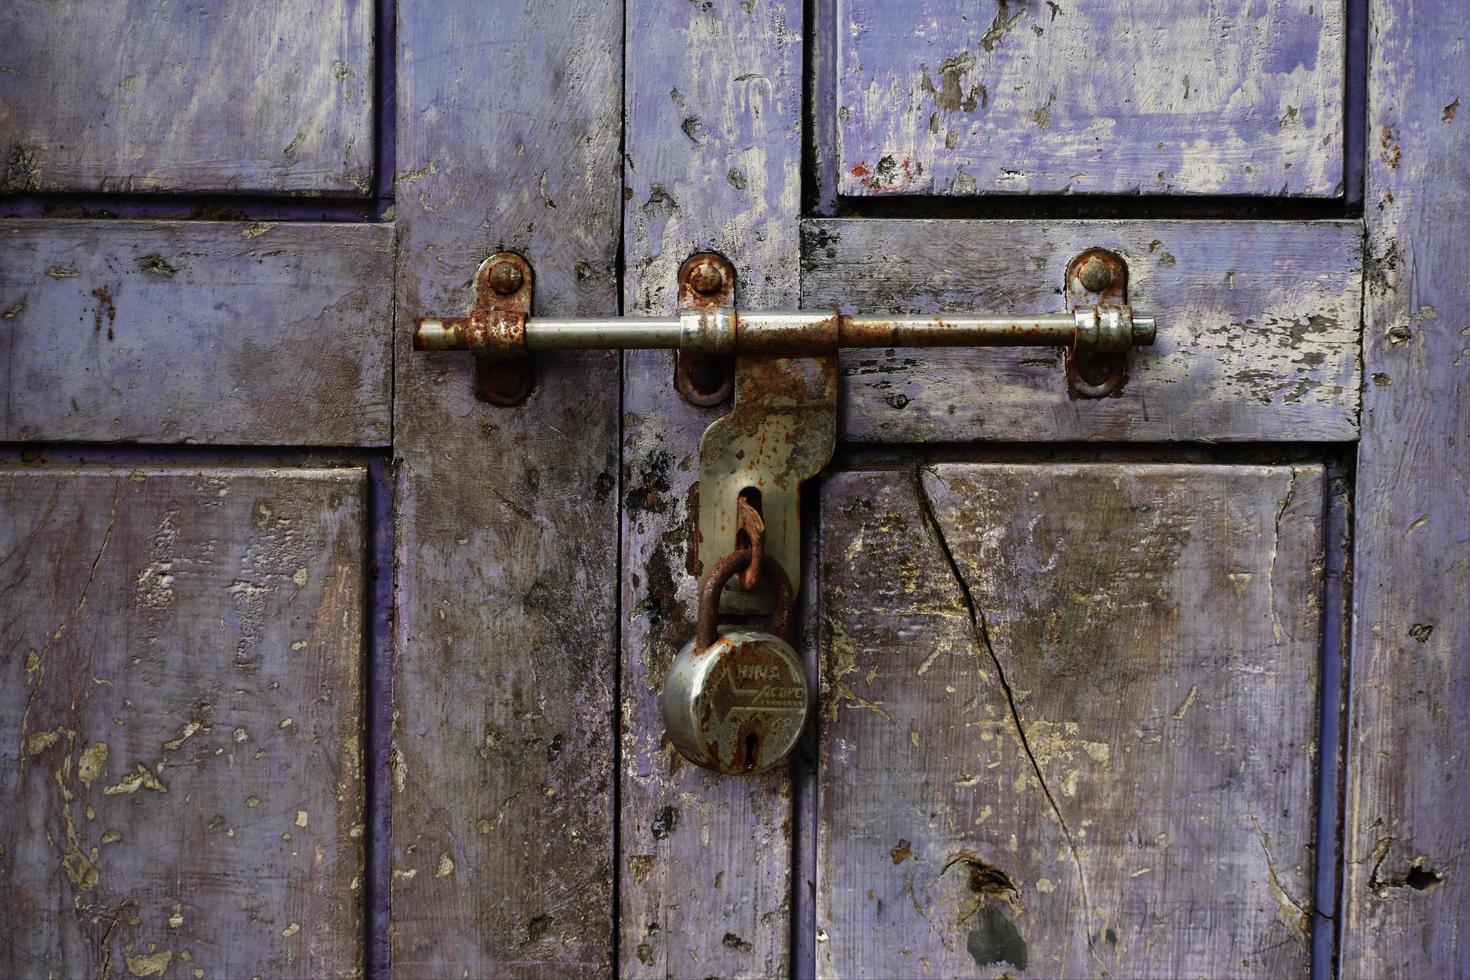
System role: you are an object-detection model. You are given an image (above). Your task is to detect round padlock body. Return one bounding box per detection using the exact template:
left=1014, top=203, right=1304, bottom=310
left=663, top=627, right=809, bottom=775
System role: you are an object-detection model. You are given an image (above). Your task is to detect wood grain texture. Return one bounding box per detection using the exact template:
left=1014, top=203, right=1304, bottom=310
left=817, top=464, right=1325, bottom=978
left=0, top=0, right=373, bottom=194
left=0, top=220, right=393, bottom=446
left=802, top=219, right=1362, bottom=443
left=834, top=0, right=1345, bottom=197
left=391, top=0, right=622, bottom=974
left=0, top=466, right=366, bottom=979
left=620, top=0, right=804, bottom=973
left=1342, top=3, right=1470, bottom=975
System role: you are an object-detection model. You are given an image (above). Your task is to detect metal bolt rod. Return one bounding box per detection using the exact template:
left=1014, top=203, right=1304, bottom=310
left=522, top=316, right=684, bottom=349
left=415, top=307, right=1158, bottom=356
left=841, top=313, right=1139, bottom=349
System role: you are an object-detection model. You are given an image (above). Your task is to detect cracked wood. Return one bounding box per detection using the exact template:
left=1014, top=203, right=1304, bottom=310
left=817, top=464, right=1324, bottom=977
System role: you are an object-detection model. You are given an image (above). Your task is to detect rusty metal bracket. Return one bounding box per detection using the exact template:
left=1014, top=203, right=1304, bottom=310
left=676, top=253, right=736, bottom=406
left=1064, top=248, right=1133, bottom=398
left=414, top=252, right=535, bottom=406
left=696, top=347, right=838, bottom=614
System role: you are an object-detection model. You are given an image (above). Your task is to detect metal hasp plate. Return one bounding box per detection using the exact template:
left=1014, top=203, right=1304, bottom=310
left=698, top=349, right=837, bottom=614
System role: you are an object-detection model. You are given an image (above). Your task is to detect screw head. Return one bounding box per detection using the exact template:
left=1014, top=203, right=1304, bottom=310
left=1078, top=256, right=1114, bottom=294
left=687, top=259, right=727, bottom=297
left=489, top=262, right=525, bottom=296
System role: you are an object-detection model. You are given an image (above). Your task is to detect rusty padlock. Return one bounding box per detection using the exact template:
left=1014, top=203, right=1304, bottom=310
left=662, top=549, right=810, bottom=775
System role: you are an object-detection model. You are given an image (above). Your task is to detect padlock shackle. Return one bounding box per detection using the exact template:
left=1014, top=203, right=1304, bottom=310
left=696, top=549, right=795, bottom=650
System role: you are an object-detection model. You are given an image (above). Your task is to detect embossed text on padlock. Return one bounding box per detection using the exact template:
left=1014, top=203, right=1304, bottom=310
left=662, top=550, right=809, bottom=775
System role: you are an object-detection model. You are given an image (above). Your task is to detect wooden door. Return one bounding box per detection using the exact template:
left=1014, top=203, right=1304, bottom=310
left=6, top=1, right=1466, bottom=978
left=608, top=1, right=1465, bottom=977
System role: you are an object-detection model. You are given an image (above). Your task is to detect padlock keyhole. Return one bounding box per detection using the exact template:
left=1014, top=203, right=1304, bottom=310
left=742, top=732, right=760, bottom=771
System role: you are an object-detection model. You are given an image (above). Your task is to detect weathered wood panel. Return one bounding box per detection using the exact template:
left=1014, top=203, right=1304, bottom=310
left=391, top=0, right=622, bottom=973
left=818, top=464, right=1324, bottom=978
left=0, top=0, right=373, bottom=194
left=0, top=466, right=366, bottom=979
left=1343, top=2, right=1470, bottom=975
left=834, top=0, right=1345, bottom=197
left=802, top=219, right=1361, bottom=443
left=619, top=0, right=805, bottom=974
left=0, top=220, right=393, bottom=446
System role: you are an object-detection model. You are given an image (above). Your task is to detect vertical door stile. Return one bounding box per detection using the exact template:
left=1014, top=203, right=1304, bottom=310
left=1343, top=3, right=1470, bottom=975
left=618, top=0, right=805, bottom=973
left=391, top=0, right=623, bottom=974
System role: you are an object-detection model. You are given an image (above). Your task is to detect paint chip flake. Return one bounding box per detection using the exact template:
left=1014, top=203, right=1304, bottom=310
left=103, top=764, right=169, bottom=795
left=78, top=741, right=109, bottom=787
left=125, top=950, right=172, bottom=977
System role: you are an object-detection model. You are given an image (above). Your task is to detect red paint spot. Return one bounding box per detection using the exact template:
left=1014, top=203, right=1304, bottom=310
left=850, top=163, right=869, bottom=177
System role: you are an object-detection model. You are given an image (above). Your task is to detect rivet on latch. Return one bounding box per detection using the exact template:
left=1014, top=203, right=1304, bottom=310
left=487, top=260, right=525, bottom=296
left=686, top=256, right=728, bottom=297
left=1077, top=255, right=1115, bottom=294
left=675, top=252, right=736, bottom=406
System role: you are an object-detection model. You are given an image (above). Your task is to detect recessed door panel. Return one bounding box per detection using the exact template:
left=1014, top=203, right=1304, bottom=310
left=0, top=220, right=393, bottom=446
left=0, top=1, right=374, bottom=194
left=818, top=464, right=1324, bottom=977
left=835, top=0, right=1345, bottom=197
left=0, top=467, right=367, bottom=978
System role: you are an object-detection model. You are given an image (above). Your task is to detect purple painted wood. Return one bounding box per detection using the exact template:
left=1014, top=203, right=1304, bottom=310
left=0, top=220, right=393, bottom=446
left=620, top=0, right=805, bottom=972
left=1343, top=2, right=1470, bottom=975
left=834, top=0, right=1346, bottom=197
left=391, top=0, right=622, bottom=973
left=818, top=464, right=1325, bottom=977
left=802, top=218, right=1361, bottom=443
left=0, top=466, right=367, bottom=978
left=366, top=458, right=394, bottom=979
left=0, top=1, right=373, bottom=194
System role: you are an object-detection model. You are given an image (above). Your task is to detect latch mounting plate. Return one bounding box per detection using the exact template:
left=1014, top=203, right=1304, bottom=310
left=696, top=348, right=837, bottom=615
